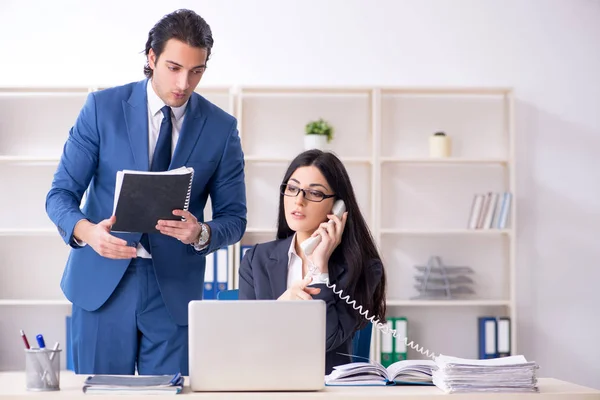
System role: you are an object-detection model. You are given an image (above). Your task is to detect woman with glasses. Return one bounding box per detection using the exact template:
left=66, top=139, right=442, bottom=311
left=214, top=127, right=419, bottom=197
left=239, top=149, right=387, bottom=374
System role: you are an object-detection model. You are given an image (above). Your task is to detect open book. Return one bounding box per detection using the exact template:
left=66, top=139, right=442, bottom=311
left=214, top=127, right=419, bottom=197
left=82, top=373, right=184, bottom=394
left=111, top=166, right=194, bottom=234
left=325, top=359, right=436, bottom=386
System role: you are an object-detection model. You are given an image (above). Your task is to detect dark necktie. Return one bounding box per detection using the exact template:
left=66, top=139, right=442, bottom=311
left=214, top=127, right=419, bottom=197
left=140, top=105, right=173, bottom=254
left=151, top=105, right=173, bottom=172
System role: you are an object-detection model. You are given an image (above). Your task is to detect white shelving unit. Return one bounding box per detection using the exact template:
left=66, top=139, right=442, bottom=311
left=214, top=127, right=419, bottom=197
left=0, top=84, right=515, bottom=370
left=233, top=85, right=516, bottom=362
left=0, top=87, right=89, bottom=371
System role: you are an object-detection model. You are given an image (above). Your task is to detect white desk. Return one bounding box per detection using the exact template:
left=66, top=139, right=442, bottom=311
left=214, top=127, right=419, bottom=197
left=0, top=372, right=599, bottom=399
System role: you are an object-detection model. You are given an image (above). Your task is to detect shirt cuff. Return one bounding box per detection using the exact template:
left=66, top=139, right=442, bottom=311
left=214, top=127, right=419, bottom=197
left=72, top=237, right=87, bottom=247
left=192, top=242, right=209, bottom=251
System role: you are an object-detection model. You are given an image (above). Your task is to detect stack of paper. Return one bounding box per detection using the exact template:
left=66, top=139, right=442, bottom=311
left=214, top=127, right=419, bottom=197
left=82, top=373, right=184, bottom=395
left=432, top=355, right=539, bottom=394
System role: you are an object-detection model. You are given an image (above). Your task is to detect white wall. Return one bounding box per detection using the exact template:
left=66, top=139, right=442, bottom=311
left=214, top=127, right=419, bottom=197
left=1, top=0, right=599, bottom=389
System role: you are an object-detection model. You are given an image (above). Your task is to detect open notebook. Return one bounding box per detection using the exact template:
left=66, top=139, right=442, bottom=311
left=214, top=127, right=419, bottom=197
left=82, top=373, right=184, bottom=395
left=325, top=359, right=436, bottom=386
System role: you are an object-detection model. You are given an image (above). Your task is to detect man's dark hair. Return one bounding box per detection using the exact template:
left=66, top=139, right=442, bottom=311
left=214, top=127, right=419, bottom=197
left=143, top=9, right=214, bottom=78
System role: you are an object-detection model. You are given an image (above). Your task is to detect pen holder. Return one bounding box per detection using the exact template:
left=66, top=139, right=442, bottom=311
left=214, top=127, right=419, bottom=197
left=25, top=348, right=61, bottom=391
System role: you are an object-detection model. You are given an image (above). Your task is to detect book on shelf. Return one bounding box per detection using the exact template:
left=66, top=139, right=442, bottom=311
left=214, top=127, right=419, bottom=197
left=325, top=359, right=436, bottom=386
left=111, top=166, right=194, bottom=234
left=82, top=373, right=184, bottom=395
left=467, top=191, right=512, bottom=229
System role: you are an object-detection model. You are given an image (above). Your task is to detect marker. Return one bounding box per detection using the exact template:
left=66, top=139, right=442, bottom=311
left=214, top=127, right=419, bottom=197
left=20, top=330, right=30, bottom=349
left=36, top=334, right=46, bottom=349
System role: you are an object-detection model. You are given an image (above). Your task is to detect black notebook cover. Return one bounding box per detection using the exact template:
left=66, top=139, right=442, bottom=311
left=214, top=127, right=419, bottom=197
left=111, top=168, right=193, bottom=234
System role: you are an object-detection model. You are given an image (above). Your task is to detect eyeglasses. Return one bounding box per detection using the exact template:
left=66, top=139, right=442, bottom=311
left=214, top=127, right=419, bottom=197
left=280, top=183, right=336, bottom=203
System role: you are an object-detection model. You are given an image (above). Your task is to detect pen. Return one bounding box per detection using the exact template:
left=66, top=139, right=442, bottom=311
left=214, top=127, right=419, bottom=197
left=49, top=342, right=60, bottom=361
left=20, top=330, right=30, bottom=349
left=35, top=334, right=58, bottom=387
left=42, top=342, right=60, bottom=383
left=36, top=334, right=46, bottom=349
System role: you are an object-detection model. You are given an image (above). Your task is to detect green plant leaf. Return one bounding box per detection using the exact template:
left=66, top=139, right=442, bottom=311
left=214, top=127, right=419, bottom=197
left=305, top=118, right=334, bottom=142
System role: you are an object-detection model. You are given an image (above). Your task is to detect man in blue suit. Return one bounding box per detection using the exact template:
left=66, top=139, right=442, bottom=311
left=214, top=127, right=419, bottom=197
left=45, top=9, right=246, bottom=375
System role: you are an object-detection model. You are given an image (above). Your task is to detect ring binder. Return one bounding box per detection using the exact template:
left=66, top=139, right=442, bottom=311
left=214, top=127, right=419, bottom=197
left=111, top=166, right=195, bottom=233
left=183, top=169, right=194, bottom=213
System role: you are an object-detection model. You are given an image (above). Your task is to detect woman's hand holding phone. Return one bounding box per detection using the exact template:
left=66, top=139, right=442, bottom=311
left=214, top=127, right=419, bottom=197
left=277, top=275, right=321, bottom=301
left=307, top=211, right=348, bottom=274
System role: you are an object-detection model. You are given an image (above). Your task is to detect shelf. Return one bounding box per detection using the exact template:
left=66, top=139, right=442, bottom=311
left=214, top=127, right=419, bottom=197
left=244, top=155, right=371, bottom=164
left=381, top=87, right=512, bottom=95
left=0, top=89, right=89, bottom=96
left=380, top=157, right=508, bottom=165
left=0, top=299, right=70, bottom=306
left=240, top=86, right=372, bottom=96
left=386, top=299, right=511, bottom=307
left=379, top=229, right=511, bottom=236
left=0, top=228, right=57, bottom=236
left=245, top=227, right=277, bottom=234
left=0, top=156, right=59, bottom=164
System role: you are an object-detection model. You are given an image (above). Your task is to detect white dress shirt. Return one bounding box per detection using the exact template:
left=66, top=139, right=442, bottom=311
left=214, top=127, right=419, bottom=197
left=286, top=234, right=329, bottom=288
left=136, top=80, right=188, bottom=258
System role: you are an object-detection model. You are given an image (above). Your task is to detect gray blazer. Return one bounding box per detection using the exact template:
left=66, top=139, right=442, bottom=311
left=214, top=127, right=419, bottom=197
left=238, top=236, right=383, bottom=375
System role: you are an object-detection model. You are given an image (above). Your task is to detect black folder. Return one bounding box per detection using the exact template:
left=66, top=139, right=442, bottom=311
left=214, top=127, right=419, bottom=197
left=111, top=167, right=194, bottom=234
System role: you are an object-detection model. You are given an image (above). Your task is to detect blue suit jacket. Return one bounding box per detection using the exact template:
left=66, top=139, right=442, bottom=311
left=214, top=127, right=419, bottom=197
left=238, top=236, right=383, bottom=374
left=46, top=79, right=247, bottom=326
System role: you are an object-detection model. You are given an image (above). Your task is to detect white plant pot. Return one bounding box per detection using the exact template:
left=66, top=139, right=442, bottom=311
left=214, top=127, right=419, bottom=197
left=304, top=134, right=328, bottom=151
left=429, top=134, right=451, bottom=158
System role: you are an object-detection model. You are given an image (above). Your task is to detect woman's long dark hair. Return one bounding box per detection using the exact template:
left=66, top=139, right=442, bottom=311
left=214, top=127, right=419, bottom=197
left=276, top=150, right=387, bottom=329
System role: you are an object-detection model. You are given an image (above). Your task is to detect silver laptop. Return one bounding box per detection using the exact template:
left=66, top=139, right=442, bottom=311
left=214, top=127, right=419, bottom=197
left=188, top=300, right=326, bottom=391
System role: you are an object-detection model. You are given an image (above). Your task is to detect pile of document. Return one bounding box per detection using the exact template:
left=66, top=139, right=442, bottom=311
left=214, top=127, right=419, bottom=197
left=82, top=373, right=184, bottom=395
left=432, top=355, right=539, bottom=393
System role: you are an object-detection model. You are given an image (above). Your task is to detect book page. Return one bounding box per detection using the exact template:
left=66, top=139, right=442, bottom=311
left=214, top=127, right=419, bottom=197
left=113, top=170, right=124, bottom=215
left=120, top=166, right=193, bottom=176
left=387, top=359, right=436, bottom=382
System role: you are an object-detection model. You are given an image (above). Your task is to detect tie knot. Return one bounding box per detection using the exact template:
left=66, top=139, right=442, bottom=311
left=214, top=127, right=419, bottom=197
left=161, top=105, right=171, bottom=119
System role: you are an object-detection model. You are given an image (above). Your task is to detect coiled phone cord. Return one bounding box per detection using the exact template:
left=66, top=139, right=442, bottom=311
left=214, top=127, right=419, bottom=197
left=307, top=260, right=437, bottom=359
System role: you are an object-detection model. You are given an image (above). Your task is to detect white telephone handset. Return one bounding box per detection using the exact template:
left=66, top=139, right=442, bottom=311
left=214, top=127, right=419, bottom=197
left=300, top=199, right=346, bottom=256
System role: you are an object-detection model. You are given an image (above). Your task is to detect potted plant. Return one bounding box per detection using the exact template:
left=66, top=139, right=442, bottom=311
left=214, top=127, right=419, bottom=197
left=304, top=118, right=333, bottom=150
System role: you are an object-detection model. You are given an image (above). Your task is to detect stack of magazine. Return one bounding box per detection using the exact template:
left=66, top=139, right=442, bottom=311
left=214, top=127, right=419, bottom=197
left=325, top=359, right=436, bottom=386
left=432, top=355, right=539, bottom=393
left=82, top=373, right=184, bottom=395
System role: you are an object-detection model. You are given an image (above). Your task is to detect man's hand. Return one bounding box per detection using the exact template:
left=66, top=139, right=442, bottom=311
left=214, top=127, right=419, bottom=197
left=156, top=210, right=202, bottom=244
left=74, top=216, right=137, bottom=259
left=277, top=276, right=321, bottom=301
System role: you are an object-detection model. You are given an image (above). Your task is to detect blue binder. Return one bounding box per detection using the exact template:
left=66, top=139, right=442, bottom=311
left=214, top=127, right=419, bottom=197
left=66, top=316, right=74, bottom=371
left=215, top=248, right=229, bottom=297
left=478, top=316, right=498, bottom=359
left=203, top=252, right=215, bottom=299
